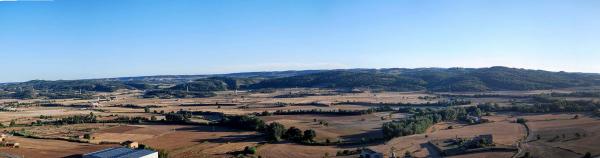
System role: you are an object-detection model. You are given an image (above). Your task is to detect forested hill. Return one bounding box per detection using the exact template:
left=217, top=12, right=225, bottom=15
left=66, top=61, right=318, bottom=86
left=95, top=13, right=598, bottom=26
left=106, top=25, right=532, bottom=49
left=248, top=66, right=600, bottom=91
left=2, top=67, right=600, bottom=96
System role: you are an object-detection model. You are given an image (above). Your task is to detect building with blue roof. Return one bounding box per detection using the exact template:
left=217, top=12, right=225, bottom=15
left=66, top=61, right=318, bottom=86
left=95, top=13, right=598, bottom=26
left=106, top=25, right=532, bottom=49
left=83, top=147, right=158, bottom=158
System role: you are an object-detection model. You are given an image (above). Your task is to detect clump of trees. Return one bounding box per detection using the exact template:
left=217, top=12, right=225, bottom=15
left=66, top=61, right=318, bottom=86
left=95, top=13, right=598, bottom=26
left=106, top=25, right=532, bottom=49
left=268, top=124, right=317, bottom=144
left=217, top=115, right=319, bottom=144
left=56, top=112, right=98, bottom=124
left=336, top=149, right=361, bottom=156
left=219, top=115, right=266, bottom=131
left=265, top=122, right=285, bottom=142
left=477, top=98, right=600, bottom=114
left=143, top=90, right=216, bottom=99
left=383, top=107, right=479, bottom=139
left=164, top=113, right=190, bottom=123
left=384, top=97, right=600, bottom=140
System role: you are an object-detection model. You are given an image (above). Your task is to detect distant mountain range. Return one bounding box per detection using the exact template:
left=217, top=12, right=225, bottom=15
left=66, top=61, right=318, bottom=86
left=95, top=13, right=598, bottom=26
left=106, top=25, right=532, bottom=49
left=247, top=67, right=600, bottom=91
left=2, top=67, right=600, bottom=97
left=110, top=70, right=326, bottom=82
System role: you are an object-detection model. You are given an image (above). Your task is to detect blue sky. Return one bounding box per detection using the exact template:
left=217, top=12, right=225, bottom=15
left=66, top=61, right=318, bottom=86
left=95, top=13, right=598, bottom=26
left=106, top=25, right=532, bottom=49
left=1, top=0, right=599, bottom=82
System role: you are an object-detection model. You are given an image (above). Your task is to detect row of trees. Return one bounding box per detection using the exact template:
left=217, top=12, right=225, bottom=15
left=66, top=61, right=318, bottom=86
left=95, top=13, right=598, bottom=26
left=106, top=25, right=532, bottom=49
left=56, top=113, right=152, bottom=125
left=143, top=90, right=216, bottom=99
left=265, top=122, right=316, bottom=143
left=477, top=98, right=600, bottom=113
left=334, top=99, right=472, bottom=107
left=256, top=106, right=394, bottom=116
left=217, top=115, right=319, bottom=144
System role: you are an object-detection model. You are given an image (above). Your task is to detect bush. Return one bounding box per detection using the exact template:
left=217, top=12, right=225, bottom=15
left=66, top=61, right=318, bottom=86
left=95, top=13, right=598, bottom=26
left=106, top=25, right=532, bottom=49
left=220, top=115, right=265, bottom=131
left=83, top=133, right=91, bottom=139
left=284, top=127, right=303, bottom=142
left=583, top=152, right=592, bottom=158
left=244, top=146, right=257, bottom=155
left=516, top=118, right=527, bottom=124
left=303, top=129, right=316, bottom=142
left=266, top=122, right=285, bottom=142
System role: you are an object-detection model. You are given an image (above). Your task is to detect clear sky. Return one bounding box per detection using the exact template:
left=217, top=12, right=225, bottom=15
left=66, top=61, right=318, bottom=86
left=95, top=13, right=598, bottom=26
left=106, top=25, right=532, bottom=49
left=1, top=0, right=599, bottom=82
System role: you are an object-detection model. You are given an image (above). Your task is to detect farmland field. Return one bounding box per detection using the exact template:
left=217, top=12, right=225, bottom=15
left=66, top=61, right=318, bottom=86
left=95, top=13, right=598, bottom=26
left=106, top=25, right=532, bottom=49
left=0, top=87, right=599, bottom=158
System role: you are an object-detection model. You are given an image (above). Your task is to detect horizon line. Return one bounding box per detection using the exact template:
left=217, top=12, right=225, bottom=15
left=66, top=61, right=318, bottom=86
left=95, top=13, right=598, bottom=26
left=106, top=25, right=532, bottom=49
left=3, top=66, right=599, bottom=84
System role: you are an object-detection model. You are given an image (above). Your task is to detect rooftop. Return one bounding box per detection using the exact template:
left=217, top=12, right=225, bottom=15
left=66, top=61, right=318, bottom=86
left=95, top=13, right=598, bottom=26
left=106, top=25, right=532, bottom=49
left=83, top=147, right=156, bottom=158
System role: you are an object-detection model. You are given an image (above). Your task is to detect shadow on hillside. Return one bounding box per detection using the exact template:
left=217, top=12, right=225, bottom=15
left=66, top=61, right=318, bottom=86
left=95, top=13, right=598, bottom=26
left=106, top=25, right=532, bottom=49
left=192, top=134, right=263, bottom=143
left=337, top=129, right=386, bottom=147
left=171, top=125, right=251, bottom=133
left=420, top=143, right=442, bottom=158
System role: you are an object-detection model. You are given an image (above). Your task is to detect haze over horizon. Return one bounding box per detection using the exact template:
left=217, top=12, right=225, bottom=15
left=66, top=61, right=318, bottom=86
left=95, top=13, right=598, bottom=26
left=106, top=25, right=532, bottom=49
left=1, top=0, right=599, bottom=82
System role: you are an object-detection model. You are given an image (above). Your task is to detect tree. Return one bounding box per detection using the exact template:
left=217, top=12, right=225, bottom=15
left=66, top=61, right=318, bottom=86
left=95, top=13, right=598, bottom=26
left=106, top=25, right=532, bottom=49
left=150, top=116, right=157, bottom=121
left=84, top=133, right=91, bottom=139
left=244, top=146, right=257, bottom=154
left=158, top=149, right=169, bottom=158
left=266, top=122, right=285, bottom=142
left=583, top=152, right=592, bottom=158
left=303, top=129, right=316, bottom=142
left=474, top=108, right=483, bottom=117
left=144, top=107, right=150, bottom=113
left=261, top=110, right=271, bottom=116
left=284, top=127, right=303, bottom=142
left=524, top=152, right=531, bottom=158
left=516, top=118, right=527, bottom=124
left=405, top=151, right=412, bottom=158
left=9, top=120, right=15, bottom=127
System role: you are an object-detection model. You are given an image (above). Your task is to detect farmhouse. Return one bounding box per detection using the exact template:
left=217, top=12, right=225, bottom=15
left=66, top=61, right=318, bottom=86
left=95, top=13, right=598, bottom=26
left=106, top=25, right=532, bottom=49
left=122, top=140, right=139, bottom=149
left=83, top=147, right=158, bottom=158
left=1, top=142, right=19, bottom=148
left=0, top=134, right=6, bottom=142
left=0, top=134, right=19, bottom=148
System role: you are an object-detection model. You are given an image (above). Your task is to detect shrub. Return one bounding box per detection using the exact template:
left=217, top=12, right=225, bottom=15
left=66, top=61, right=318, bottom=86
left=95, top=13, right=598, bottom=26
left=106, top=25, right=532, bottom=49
left=284, top=127, right=303, bottom=142
left=303, top=129, right=316, bottom=142
left=83, top=133, right=91, bottom=139
left=244, top=146, right=257, bottom=155
left=266, top=122, right=285, bottom=142
left=516, top=118, right=527, bottom=124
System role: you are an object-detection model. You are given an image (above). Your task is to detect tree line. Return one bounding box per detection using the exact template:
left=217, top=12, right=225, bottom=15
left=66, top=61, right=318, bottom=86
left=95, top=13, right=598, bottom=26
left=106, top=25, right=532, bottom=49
left=333, top=100, right=472, bottom=107
left=255, top=106, right=394, bottom=116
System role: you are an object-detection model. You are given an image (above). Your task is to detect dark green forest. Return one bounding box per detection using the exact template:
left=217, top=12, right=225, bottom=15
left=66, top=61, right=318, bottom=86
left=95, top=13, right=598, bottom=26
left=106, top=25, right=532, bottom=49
left=2, top=67, right=600, bottom=99
left=249, top=67, right=600, bottom=91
